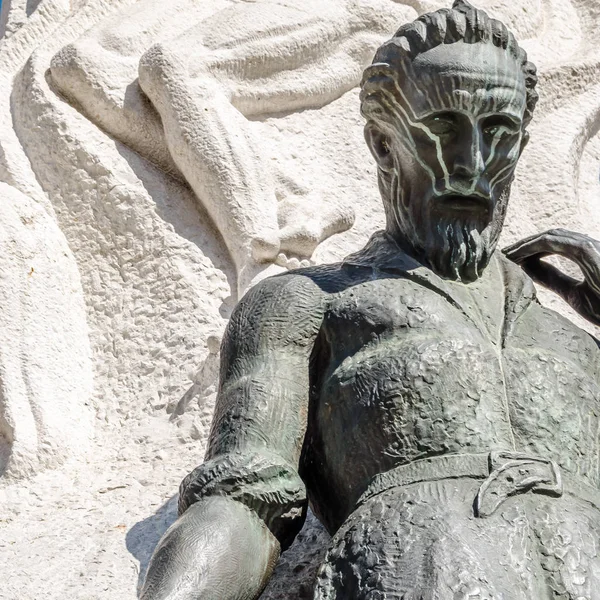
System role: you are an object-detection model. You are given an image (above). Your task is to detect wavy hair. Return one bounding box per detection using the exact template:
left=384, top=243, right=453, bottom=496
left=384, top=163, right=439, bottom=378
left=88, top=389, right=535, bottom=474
left=360, top=0, right=538, bottom=130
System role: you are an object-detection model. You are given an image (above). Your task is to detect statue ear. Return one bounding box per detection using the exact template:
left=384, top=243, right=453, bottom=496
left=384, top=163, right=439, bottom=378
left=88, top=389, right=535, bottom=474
left=364, top=123, right=395, bottom=173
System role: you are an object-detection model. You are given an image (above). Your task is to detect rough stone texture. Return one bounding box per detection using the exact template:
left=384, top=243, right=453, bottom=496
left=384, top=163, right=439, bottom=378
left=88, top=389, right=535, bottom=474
left=0, top=182, right=93, bottom=480
left=0, top=0, right=598, bottom=598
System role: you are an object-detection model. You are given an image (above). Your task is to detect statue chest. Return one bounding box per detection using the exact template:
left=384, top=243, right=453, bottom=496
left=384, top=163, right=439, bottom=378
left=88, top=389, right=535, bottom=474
left=304, top=278, right=600, bottom=523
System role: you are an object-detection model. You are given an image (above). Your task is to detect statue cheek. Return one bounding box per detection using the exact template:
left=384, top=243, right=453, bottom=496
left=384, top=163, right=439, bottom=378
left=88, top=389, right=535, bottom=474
left=496, top=132, right=524, bottom=163
left=505, top=139, right=523, bottom=163
left=483, top=138, right=521, bottom=184
left=408, top=152, right=442, bottom=192
left=402, top=137, right=448, bottom=185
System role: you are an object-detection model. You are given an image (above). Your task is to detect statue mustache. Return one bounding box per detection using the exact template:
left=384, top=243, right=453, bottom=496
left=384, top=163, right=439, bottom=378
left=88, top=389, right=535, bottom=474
left=430, top=178, right=494, bottom=217
left=435, top=177, right=491, bottom=200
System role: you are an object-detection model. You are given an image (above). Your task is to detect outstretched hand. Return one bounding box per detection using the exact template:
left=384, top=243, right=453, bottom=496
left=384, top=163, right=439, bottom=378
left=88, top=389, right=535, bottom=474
left=140, top=497, right=280, bottom=600
left=503, top=229, right=600, bottom=326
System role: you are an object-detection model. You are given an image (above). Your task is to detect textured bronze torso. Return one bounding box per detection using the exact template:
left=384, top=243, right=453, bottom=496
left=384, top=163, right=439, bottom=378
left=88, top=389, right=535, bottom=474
left=296, top=245, right=600, bottom=599
left=302, top=243, right=600, bottom=532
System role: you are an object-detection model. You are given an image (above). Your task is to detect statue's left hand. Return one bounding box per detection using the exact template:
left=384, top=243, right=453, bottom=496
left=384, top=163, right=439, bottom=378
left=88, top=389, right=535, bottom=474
left=504, top=229, right=600, bottom=326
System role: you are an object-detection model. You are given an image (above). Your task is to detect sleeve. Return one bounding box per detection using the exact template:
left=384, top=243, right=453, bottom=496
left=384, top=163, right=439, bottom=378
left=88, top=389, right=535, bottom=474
left=179, top=451, right=307, bottom=548
left=178, top=272, right=325, bottom=550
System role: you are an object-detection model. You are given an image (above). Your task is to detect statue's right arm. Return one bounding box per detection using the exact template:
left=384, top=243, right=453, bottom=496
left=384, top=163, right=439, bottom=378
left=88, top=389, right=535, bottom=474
left=140, top=272, right=326, bottom=600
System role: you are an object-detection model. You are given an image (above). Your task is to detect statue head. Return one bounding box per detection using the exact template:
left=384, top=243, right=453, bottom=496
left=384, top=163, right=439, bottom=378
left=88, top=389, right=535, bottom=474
left=360, top=0, right=538, bottom=282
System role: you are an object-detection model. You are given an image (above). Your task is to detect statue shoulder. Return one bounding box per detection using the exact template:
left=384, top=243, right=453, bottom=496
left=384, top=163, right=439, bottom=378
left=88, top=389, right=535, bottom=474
left=226, top=264, right=344, bottom=350
left=243, top=265, right=337, bottom=309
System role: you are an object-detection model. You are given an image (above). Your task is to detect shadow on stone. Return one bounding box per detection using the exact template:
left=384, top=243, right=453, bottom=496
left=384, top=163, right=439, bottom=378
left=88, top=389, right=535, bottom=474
left=126, top=494, right=179, bottom=595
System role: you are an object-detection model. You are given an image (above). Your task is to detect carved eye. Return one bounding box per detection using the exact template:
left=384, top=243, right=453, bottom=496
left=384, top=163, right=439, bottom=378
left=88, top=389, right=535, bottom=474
left=424, top=113, right=458, bottom=137
left=482, top=115, right=519, bottom=137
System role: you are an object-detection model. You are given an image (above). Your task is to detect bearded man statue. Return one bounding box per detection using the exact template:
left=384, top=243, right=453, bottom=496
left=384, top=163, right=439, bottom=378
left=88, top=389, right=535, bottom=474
left=141, top=2, right=600, bottom=598
left=360, top=6, right=538, bottom=284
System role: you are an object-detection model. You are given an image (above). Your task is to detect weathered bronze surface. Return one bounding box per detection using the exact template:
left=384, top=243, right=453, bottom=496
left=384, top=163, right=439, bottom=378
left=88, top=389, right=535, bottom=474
left=142, top=2, right=600, bottom=597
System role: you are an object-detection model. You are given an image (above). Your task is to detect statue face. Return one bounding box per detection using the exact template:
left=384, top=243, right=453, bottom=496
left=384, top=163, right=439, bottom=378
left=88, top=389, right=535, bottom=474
left=366, top=40, right=528, bottom=282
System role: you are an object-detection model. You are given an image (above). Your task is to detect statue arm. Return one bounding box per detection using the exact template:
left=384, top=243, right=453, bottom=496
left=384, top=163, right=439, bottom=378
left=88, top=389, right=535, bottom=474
left=504, top=229, right=600, bottom=326
left=141, top=273, right=325, bottom=600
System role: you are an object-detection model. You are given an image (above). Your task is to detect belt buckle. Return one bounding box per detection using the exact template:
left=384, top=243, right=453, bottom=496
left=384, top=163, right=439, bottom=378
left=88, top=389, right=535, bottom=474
left=474, top=451, right=563, bottom=518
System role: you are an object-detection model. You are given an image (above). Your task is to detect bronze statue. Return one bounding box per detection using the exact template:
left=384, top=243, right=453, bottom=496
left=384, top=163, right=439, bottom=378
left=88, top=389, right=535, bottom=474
left=141, top=2, right=600, bottom=598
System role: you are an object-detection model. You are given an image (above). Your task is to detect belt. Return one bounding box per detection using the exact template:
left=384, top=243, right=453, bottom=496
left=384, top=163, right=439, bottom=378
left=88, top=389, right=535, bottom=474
left=355, top=451, right=600, bottom=518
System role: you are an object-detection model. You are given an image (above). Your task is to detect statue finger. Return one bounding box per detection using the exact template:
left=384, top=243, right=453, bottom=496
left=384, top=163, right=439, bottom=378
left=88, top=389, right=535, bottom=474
left=577, top=284, right=600, bottom=326
left=517, top=255, right=580, bottom=301
left=574, top=242, right=600, bottom=297
left=503, top=229, right=593, bottom=264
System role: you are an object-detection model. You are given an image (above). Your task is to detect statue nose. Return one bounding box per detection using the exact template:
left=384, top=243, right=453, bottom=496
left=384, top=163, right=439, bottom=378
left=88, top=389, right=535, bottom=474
left=448, top=148, right=490, bottom=199
left=446, top=175, right=490, bottom=200
left=451, top=146, right=485, bottom=181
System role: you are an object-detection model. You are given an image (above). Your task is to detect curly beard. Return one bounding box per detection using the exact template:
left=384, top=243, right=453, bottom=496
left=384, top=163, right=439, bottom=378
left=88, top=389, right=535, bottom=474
left=423, top=216, right=491, bottom=282
left=385, top=173, right=510, bottom=283
left=423, top=188, right=509, bottom=282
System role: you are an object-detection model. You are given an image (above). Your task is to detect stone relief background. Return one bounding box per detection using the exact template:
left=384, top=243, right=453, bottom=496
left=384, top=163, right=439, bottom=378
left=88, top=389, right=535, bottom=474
left=0, top=0, right=598, bottom=598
